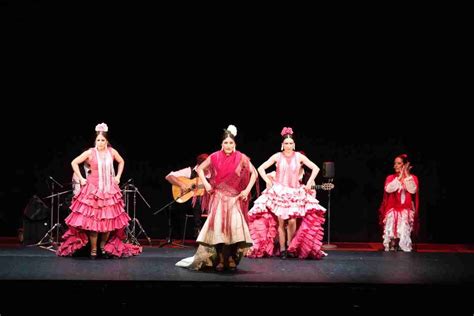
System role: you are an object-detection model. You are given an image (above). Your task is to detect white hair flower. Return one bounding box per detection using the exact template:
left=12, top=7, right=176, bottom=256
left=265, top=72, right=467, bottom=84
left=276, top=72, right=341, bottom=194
left=95, top=123, right=108, bottom=132
left=226, top=124, right=237, bottom=136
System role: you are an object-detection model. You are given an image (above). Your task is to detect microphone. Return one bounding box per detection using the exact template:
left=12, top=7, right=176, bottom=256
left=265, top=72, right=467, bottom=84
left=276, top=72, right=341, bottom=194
left=49, top=176, right=64, bottom=188
left=121, top=178, right=133, bottom=189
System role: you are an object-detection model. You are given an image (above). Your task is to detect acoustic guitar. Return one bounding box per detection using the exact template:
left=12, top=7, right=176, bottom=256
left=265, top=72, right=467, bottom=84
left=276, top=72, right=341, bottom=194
left=172, top=177, right=205, bottom=203
left=172, top=177, right=334, bottom=203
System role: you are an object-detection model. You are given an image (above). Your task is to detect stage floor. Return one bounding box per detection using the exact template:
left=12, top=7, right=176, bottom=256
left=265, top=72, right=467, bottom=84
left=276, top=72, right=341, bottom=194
left=1, top=245, right=474, bottom=312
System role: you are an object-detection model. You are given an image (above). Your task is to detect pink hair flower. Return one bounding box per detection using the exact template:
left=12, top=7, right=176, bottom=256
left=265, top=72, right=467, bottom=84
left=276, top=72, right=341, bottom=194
left=280, top=127, right=293, bottom=136
left=95, top=123, right=108, bottom=132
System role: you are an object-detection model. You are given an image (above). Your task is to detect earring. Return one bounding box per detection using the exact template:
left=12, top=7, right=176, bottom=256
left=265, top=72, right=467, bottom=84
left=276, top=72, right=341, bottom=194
left=292, top=144, right=295, bottom=150
left=281, top=145, right=283, bottom=151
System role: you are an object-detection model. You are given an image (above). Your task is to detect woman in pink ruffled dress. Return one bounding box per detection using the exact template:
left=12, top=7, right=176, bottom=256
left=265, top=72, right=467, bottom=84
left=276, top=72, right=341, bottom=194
left=247, top=127, right=326, bottom=259
left=176, top=125, right=257, bottom=271
left=57, top=123, right=142, bottom=259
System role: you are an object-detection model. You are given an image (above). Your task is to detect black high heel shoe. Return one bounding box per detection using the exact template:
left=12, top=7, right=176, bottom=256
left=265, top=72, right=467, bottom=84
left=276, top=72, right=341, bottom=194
left=100, top=247, right=109, bottom=259
left=90, top=249, right=97, bottom=259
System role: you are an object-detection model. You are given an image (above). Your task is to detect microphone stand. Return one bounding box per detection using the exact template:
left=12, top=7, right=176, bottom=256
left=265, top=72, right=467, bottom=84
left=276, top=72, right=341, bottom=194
left=31, top=177, right=71, bottom=252
left=123, top=183, right=152, bottom=246
left=154, top=191, right=190, bottom=248
left=49, top=176, right=64, bottom=188
left=322, top=178, right=337, bottom=249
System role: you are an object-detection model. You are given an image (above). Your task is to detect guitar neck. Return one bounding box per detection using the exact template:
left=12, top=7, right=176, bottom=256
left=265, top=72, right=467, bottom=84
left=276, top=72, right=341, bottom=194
left=311, top=184, right=334, bottom=190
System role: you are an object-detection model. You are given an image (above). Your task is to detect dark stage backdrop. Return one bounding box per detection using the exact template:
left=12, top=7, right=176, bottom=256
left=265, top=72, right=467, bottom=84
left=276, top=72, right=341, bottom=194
left=0, top=107, right=465, bottom=244
left=4, top=0, right=469, bottom=243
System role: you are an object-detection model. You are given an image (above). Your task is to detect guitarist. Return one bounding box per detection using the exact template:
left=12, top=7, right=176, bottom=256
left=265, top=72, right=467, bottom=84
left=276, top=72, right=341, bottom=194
left=165, top=153, right=210, bottom=238
left=72, top=162, right=91, bottom=195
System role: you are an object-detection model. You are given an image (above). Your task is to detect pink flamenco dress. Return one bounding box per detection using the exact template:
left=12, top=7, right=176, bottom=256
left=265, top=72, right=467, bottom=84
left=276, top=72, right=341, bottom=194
left=57, top=148, right=142, bottom=258
left=246, top=152, right=326, bottom=259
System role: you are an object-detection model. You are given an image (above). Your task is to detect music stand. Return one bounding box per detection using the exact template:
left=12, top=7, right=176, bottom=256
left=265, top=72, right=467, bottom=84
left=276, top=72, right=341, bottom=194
left=322, top=162, right=337, bottom=250
left=31, top=178, right=71, bottom=252
left=123, top=183, right=152, bottom=246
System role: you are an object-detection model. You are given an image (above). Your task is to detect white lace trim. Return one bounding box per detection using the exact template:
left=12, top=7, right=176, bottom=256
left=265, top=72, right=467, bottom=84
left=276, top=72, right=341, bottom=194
left=95, top=147, right=115, bottom=193
left=382, top=208, right=414, bottom=252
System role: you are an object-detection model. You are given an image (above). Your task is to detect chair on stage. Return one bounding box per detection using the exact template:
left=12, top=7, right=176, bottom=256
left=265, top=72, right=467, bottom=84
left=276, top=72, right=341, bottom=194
left=182, top=213, right=208, bottom=244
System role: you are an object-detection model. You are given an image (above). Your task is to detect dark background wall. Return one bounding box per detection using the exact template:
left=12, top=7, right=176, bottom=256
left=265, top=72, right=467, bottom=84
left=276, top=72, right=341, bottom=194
left=0, top=107, right=464, bottom=243
left=1, top=1, right=468, bottom=243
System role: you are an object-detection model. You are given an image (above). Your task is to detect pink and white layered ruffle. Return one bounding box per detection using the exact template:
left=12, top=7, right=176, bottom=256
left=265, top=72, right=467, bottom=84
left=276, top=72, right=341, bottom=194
left=64, top=181, right=130, bottom=232
left=287, top=209, right=326, bottom=259
left=246, top=183, right=326, bottom=259
left=250, top=183, right=326, bottom=220
left=57, top=180, right=142, bottom=257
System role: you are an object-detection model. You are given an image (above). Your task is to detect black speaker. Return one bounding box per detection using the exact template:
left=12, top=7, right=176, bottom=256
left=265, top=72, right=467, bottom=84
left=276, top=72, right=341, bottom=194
left=322, top=161, right=335, bottom=178
left=22, top=218, right=49, bottom=245
left=23, top=195, right=49, bottom=221
left=22, top=195, right=50, bottom=245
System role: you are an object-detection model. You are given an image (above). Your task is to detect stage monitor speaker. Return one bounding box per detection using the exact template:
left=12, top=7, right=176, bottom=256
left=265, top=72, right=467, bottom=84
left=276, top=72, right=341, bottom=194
left=322, top=161, right=335, bottom=178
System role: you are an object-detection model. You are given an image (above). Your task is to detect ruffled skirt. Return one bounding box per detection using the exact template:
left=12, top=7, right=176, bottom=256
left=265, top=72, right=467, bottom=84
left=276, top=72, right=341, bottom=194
left=57, top=181, right=141, bottom=257
left=246, top=183, right=326, bottom=259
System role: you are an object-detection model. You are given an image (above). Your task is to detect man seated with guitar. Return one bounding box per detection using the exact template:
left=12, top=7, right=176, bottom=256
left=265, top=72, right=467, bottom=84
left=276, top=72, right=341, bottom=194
left=165, top=153, right=210, bottom=238
left=72, top=162, right=91, bottom=195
